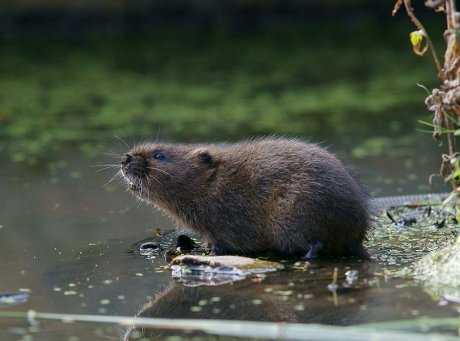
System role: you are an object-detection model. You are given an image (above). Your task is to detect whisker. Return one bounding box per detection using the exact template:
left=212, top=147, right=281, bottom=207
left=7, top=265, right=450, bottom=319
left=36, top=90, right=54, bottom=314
left=104, top=170, right=122, bottom=187
left=137, top=179, right=145, bottom=208
left=103, top=152, right=122, bottom=158
left=147, top=174, right=161, bottom=185
left=154, top=127, right=162, bottom=142
left=147, top=166, right=171, bottom=177
left=96, top=166, right=120, bottom=173
left=114, top=135, right=130, bottom=149
left=144, top=178, right=152, bottom=201
left=92, top=163, right=120, bottom=173
left=91, top=163, right=120, bottom=168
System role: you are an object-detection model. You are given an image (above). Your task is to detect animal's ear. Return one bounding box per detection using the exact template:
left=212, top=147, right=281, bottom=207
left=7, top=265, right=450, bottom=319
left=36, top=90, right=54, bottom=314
left=191, top=148, right=217, bottom=168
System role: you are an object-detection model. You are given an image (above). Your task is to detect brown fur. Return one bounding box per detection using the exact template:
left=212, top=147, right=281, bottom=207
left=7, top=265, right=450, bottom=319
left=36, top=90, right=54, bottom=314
left=120, top=137, right=369, bottom=258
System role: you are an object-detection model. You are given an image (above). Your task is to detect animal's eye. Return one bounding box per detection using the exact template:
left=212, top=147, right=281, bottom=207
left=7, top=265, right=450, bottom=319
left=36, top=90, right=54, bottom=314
left=152, top=151, right=166, bottom=161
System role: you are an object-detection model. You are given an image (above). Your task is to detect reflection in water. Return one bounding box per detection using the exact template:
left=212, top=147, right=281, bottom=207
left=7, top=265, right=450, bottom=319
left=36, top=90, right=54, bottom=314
left=124, top=260, right=458, bottom=340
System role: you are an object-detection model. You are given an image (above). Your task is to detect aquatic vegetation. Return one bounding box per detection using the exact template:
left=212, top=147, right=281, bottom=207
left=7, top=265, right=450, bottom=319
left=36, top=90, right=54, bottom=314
left=394, top=1, right=460, bottom=215
left=390, top=3, right=460, bottom=301
left=367, top=203, right=457, bottom=267
left=414, top=237, right=460, bottom=300
left=1, top=310, right=459, bottom=340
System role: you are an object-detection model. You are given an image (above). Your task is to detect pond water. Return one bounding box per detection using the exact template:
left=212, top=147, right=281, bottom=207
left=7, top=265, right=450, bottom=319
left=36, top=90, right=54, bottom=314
left=1, top=129, right=459, bottom=340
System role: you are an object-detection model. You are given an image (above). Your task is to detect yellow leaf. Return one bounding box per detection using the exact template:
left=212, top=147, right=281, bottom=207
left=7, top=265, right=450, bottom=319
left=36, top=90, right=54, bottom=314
left=409, top=30, right=428, bottom=56
left=410, top=30, right=424, bottom=46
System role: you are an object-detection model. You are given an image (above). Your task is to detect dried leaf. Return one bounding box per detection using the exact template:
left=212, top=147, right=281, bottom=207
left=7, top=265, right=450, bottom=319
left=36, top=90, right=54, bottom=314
left=425, top=0, right=446, bottom=11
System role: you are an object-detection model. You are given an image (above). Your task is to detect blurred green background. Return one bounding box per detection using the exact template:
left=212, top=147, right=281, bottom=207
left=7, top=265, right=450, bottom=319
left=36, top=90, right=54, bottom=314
left=0, top=0, right=445, bottom=163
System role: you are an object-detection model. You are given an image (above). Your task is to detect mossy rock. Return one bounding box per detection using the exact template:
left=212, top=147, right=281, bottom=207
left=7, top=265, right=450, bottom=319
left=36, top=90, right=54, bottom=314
left=413, top=236, right=460, bottom=300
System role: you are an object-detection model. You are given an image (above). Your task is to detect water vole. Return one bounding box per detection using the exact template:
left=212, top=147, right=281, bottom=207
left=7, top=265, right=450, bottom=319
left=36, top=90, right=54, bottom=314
left=120, top=137, right=369, bottom=258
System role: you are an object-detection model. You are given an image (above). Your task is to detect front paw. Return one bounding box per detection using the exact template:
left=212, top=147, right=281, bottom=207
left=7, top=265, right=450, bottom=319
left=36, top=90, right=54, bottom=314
left=176, top=234, right=195, bottom=253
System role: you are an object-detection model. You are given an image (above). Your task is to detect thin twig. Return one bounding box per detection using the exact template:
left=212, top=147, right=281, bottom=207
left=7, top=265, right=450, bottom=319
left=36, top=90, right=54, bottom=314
left=396, top=0, right=442, bottom=74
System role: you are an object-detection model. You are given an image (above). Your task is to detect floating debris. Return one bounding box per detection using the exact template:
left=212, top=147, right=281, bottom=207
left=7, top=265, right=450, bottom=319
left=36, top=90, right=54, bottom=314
left=0, top=292, right=30, bottom=307
left=198, top=300, right=208, bottom=306
left=344, top=270, right=359, bottom=286
left=138, top=242, right=158, bottom=256
left=327, top=268, right=339, bottom=292
left=386, top=210, right=417, bottom=228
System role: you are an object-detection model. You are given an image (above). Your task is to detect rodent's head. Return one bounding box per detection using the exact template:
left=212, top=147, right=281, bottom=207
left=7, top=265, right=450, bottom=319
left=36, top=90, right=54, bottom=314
left=120, top=143, right=218, bottom=204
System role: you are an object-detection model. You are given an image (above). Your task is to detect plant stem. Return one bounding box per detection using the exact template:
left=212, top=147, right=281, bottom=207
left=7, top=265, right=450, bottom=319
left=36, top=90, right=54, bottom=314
left=0, top=311, right=459, bottom=341
left=403, top=0, right=442, bottom=74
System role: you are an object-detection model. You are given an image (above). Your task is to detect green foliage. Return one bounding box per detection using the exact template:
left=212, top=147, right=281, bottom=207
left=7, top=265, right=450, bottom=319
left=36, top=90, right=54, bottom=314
left=0, top=25, right=438, bottom=162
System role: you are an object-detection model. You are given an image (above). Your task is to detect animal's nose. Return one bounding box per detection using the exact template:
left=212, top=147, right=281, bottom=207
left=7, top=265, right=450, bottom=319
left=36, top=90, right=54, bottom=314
left=121, top=153, right=133, bottom=165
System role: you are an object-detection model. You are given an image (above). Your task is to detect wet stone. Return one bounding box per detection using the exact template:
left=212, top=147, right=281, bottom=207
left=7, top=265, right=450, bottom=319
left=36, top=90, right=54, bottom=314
left=170, top=255, right=284, bottom=286
left=131, top=229, right=206, bottom=259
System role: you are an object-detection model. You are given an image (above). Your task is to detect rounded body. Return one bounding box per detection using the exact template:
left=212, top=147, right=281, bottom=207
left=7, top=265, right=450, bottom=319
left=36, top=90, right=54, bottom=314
left=121, top=138, right=369, bottom=258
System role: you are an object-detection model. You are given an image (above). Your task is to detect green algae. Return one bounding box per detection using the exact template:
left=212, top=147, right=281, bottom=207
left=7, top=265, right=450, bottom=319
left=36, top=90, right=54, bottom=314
left=366, top=199, right=460, bottom=301
left=0, top=24, right=437, bottom=163
left=367, top=203, right=457, bottom=267
left=413, top=237, right=460, bottom=299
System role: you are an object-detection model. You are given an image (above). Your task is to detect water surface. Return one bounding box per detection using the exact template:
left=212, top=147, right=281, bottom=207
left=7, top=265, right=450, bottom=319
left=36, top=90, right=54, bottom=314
left=0, top=133, right=458, bottom=340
